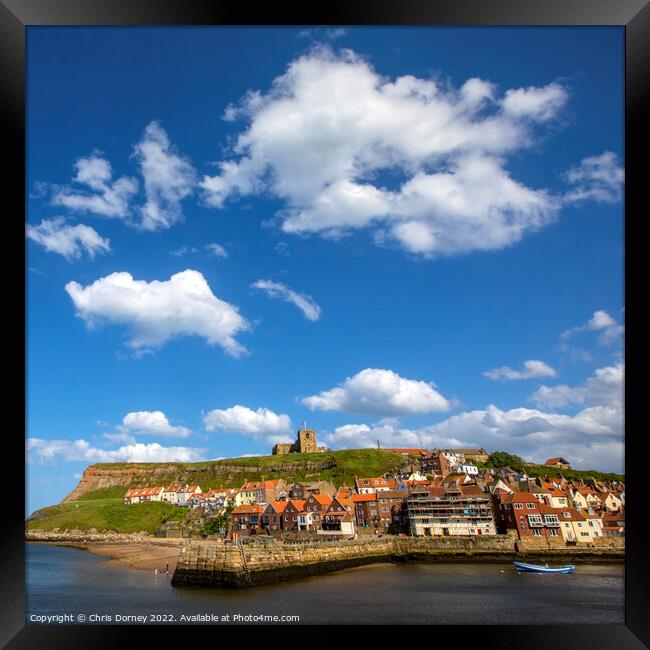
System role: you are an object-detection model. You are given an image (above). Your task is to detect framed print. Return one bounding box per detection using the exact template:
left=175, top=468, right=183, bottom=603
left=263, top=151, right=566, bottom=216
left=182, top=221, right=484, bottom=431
left=2, top=0, right=648, bottom=646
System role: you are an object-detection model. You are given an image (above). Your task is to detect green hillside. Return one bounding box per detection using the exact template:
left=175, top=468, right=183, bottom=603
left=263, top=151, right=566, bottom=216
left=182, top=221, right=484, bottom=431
left=91, top=448, right=408, bottom=492
left=27, top=449, right=409, bottom=533
left=26, top=498, right=187, bottom=534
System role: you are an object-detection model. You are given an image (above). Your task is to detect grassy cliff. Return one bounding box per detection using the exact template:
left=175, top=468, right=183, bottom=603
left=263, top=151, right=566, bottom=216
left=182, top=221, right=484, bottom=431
left=26, top=498, right=187, bottom=534
left=27, top=449, right=409, bottom=533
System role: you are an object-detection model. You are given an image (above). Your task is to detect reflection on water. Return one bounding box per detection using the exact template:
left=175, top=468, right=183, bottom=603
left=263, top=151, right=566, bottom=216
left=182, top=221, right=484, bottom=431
left=26, top=544, right=624, bottom=624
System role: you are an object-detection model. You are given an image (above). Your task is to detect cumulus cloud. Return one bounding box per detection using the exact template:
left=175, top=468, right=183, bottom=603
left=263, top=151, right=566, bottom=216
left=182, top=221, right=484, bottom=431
left=201, top=47, right=566, bottom=257
left=251, top=279, right=321, bottom=321
left=560, top=309, right=624, bottom=348
left=118, top=410, right=191, bottom=438
left=132, top=121, right=197, bottom=231
left=529, top=363, right=624, bottom=410
left=101, top=432, right=137, bottom=446
left=484, top=360, right=557, bottom=381
left=323, top=362, right=624, bottom=472
left=65, top=269, right=250, bottom=356
left=27, top=438, right=205, bottom=464
left=564, top=151, right=624, bottom=204
left=301, top=368, right=451, bottom=416
left=26, top=217, right=110, bottom=260
left=325, top=399, right=623, bottom=472
left=51, top=154, right=138, bottom=219
left=500, top=83, right=569, bottom=122
left=203, top=405, right=292, bottom=438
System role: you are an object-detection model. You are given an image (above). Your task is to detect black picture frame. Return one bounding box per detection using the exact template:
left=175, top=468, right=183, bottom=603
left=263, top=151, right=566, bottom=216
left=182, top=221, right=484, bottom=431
left=3, top=0, right=647, bottom=645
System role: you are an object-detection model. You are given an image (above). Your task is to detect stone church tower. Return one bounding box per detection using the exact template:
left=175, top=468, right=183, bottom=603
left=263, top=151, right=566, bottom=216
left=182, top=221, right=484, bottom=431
left=271, top=427, right=329, bottom=455
left=297, top=428, right=317, bottom=454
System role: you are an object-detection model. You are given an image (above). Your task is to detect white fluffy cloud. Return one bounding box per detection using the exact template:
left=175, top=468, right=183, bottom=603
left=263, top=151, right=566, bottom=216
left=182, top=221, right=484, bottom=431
left=500, top=83, right=569, bottom=122
left=301, top=368, right=451, bottom=416
left=26, top=217, right=110, bottom=260
left=203, top=405, right=292, bottom=437
left=529, top=363, right=624, bottom=410
left=52, top=154, right=138, bottom=219
left=325, top=397, right=623, bottom=472
left=561, top=309, right=624, bottom=348
left=202, top=47, right=566, bottom=257
left=49, top=123, right=195, bottom=231
left=484, top=360, right=557, bottom=381
left=27, top=438, right=205, bottom=464
left=132, top=121, right=197, bottom=230
left=251, top=279, right=321, bottom=321
left=65, top=269, right=250, bottom=356
left=564, top=151, right=624, bottom=204
left=119, top=410, right=191, bottom=438
left=324, top=362, right=624, bottom=472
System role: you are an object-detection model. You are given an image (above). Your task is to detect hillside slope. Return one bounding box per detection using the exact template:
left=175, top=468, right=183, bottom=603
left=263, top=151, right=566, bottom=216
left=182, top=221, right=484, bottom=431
left=61, top=449, right=408, bottom=503
left=27, top=449, right=410, bottom=533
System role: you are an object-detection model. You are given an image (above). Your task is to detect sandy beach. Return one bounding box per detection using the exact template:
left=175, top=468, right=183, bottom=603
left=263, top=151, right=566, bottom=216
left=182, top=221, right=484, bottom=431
left=31, top=539, right=184, bottom=573
left=89, top=540, right=183, bottom=572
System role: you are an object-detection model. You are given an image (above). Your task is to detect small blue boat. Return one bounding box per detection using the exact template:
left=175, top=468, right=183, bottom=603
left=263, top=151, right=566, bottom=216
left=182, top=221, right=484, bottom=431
left=513, top=561, right=575, bottom=573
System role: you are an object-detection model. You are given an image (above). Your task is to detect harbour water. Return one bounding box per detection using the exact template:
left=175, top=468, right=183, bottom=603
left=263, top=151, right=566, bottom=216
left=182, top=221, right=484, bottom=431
left=26, top=544, right=624, bottom=625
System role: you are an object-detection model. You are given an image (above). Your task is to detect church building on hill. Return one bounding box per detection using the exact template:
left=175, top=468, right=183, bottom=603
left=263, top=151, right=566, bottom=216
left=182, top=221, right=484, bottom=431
left=272, top=427, right=329, bottom=455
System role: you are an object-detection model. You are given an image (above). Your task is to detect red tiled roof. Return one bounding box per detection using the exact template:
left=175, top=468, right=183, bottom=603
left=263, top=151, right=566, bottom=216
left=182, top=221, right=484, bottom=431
left=265, top=501, right=289, bottom=513
left=545, top=457, right=569, bottom=465
left=351, top=493, right=377, bottom=502
left=232, top=504, right=265, bottom=514
left=356, top=477, right=389, bottom=486
left=311, top=494, right=333, bottom=506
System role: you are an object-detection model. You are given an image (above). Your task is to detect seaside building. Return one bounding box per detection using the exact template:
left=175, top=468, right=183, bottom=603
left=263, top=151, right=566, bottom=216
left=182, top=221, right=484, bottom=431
left=544, top=457, right=572, bottom=470
left=405, top=484, right=496, bottom=536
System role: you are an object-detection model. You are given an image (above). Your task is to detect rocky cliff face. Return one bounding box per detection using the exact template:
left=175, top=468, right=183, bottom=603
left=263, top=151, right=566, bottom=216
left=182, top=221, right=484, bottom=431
left=61, top=460, right=339, bottom=503
left=61, top=465, right=177, bottom=503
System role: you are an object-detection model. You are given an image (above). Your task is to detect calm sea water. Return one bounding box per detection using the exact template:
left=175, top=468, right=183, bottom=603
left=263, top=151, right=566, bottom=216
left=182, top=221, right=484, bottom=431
left=26, top=543, right=624, bottom=625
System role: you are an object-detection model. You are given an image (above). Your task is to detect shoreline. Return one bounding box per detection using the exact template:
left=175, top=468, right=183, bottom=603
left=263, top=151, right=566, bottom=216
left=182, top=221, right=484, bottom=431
left=27, top=531, right=624, bottom=582
left=172, top=537, right=625, bottom=589
left=27, top=537, right=183, bottom=573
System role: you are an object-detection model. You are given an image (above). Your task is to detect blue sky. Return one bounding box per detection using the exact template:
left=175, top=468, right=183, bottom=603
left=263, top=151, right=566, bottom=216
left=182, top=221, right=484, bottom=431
left=26, top=26, right=624, bottom=513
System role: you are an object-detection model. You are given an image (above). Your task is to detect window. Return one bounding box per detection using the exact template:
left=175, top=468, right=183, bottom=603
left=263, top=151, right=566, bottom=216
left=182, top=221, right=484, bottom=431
left=533, top=529, right=542, bottom=536
left=549, top=528, right=558, bottom=536
left=544, top=514, right=559, bottom=526
left=526, top=503, right=536, bottom=510
left=527, top=514, right=543, bottom=527
left=514, top=503, right=524, bottom=510
left=563, top=512, right=571, bottom=518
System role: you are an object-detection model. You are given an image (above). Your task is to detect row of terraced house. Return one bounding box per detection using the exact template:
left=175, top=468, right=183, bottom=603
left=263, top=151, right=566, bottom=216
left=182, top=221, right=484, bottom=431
left=123, top=448, right=625, bottom=543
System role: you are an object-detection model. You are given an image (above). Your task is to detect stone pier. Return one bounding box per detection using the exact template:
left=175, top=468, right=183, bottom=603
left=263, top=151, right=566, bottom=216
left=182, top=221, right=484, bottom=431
left=171, top=535, right=623, bottom=589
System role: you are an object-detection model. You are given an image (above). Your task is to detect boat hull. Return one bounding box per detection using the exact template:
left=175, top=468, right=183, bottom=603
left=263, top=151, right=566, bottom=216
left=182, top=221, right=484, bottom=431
left=513, top=561, right=575, bottom=573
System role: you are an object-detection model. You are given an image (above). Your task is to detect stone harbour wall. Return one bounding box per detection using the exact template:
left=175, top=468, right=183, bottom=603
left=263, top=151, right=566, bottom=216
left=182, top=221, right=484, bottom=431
left=172, top=535, right=586, bottom=589
left=171, top=535, right=624, bottom=589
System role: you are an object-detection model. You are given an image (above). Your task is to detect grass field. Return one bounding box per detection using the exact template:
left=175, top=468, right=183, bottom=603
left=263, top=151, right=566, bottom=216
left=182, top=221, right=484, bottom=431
left=27, top=497, right=187, bottom=533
